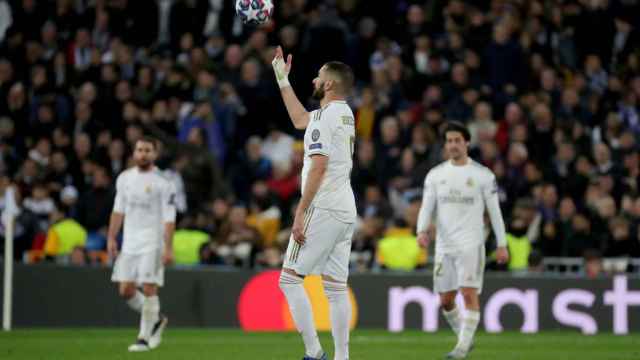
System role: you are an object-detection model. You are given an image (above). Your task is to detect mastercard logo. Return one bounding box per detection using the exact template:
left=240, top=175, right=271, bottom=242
left=237, top=270, right=358, bottom=331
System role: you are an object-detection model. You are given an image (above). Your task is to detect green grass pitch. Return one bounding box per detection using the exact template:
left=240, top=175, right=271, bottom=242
left=0, top=329, right=637, bottom=360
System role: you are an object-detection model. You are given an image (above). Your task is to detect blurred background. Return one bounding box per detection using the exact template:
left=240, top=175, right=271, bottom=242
left=0, top=0, right=639, bottom=281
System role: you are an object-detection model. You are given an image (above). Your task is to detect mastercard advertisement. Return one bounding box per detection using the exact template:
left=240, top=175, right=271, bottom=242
left=237, top=270, right=359, bottom=331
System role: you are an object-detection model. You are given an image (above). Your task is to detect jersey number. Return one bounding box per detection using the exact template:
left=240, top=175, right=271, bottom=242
left=435, top=262, right=443, bottom=277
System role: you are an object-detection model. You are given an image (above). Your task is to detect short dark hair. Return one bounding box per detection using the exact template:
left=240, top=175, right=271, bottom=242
left=136, top=136, right=157, bottom=149
left=443, top=121, right=471, bottom=142
left=324, top=61, right=354, bottom=94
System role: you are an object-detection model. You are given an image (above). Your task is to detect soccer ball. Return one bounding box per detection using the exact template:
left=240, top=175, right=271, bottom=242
left=236, top=0, right=274, bottom=25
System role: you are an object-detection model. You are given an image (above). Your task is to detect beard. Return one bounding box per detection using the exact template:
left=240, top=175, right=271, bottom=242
left=312, top=84, right=325, bottom=100
left=136, top=159, right=152, bottom=170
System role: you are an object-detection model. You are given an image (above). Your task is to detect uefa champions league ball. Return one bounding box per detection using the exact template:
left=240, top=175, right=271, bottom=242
left=236, top=0, right=274, bottom=25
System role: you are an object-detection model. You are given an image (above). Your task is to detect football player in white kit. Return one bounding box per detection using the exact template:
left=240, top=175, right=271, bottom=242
left=107, top=137, right=176, bottom=352
left=416, top=122, right=509, bottom=359
left=272, top=46, right=356, bottom=360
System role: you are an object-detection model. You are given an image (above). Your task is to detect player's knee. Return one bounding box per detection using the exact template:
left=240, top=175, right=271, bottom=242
left=460, top=289, right=478, bottom=305
left=439, top=293, right=456, bottom=310
left=441, top=300, right=456, bottom=311
left=279, top=269, right=303, bottom=290
left=322, top=276, right=347, bottom=301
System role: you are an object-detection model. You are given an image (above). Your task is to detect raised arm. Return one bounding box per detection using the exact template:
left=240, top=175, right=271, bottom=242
left=272, top=46, right=310, bottom=130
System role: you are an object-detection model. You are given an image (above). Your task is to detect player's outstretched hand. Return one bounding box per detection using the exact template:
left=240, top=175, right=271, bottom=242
left=291, top=212, right=306, bottom=245
left=417, top=231, right=430, bottom=248
left=107, top=237, right=118, bottom=259
left=272, top=46, right=292, bottom=88
left=496, top=246, right=509, bottom=264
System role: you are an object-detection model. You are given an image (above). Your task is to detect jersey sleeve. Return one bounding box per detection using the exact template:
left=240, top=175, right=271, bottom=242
left=482, top=173, right=507, bottom=247
left=416, top=172, right=437, bottom=233
left=306, top=110, right=332, bottom=157
left=161, top=180, right=177, bottom=223
left=112, top=173, right=126, bottom=214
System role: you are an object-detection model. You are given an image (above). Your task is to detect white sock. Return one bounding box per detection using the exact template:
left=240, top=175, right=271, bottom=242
left=323, top=280, right=350, bottom=360
left=457, top=310, right=480, bottom=351
left=279, top=272, right=323, bottom=358
left=138, top=296, right=160, bottom=341
left=126, top=291, right=144, bottom=313
left=442, top=307, right=461, bottom=336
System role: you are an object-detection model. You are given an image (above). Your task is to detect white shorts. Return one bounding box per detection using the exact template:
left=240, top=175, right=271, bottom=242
left=111, top=249, right=164, bottom=287
left=283, top=207, right=355, bottom=283
left=433, top=244, right=485, bottom=294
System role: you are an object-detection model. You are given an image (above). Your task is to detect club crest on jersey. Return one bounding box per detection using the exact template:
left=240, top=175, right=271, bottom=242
left=145, top=185, right=151, bottom=193
left=311, top=129, right=320, bottom=141
left=466, top=178, right=474, bottom=187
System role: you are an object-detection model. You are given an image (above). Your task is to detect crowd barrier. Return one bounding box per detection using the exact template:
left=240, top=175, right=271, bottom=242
left=1, top=264, right=638, bottom=334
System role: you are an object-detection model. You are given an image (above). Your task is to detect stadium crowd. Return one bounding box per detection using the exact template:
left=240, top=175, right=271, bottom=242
left=0, top=0, right=639, bottom=277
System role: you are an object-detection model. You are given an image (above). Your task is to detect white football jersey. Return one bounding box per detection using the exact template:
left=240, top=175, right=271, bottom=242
left=113, top=167, right=177, bottom=254
left=417, top=159, right=506, bottom=254
left=302, top=100, right=357, bottom=223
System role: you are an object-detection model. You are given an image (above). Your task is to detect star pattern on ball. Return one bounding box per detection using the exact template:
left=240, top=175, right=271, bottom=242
left=236, top=0, right=274, bottom=25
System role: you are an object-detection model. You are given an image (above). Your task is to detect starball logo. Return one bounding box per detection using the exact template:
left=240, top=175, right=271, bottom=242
left=237, top=270, right=358, bottom=331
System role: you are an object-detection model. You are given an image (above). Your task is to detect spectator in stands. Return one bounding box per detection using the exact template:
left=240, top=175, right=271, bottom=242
left=375, top=200, right=424, bottom=271
left=568, top=213, right=599, bottom=258
left=359, top=184, right=393, bottom=221
left=584, top=249, right=604, bottom=279
left=376, top=116, right=403, bottom=188
left=173, top=217, right=210, bottom=266
left=58, top=185, right=78, bottom=217
left=1, top=0, right=639, bottom=276
left=75, top=166, right=113, bottom=251
left=23, top=182, right=56, bottom=232
left=266, top=159, right=299, bottom=206
left=255, top=246, right=283, bottom=269
left=162, top=155, right=188, bottom=215
left=247, top=180, right=281, bottom=247
left=46, top=151, right=73, bottom=194
left=44, top=209, right=86, bottom=260
left=506, top=216, right=532, bottom=271
left=231, top=136, right=271, bottom=203
left=605, top=217, right=635, bottom=257
left=69, top=246, right=89, bottom=266
left=262, top=128, right=293, bottom=166
left=467, top=101, right=496, bottom=149
left=527, top=250, right=544, bottom=274
left=351, top=140, right=377, bottom=200
left=351, top=215, right=383, bottom=272
left=0, top=184, right=38, bottom=261
left=216, top=204, right=261, bottom=267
